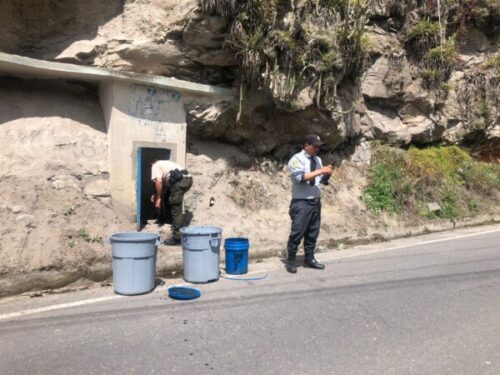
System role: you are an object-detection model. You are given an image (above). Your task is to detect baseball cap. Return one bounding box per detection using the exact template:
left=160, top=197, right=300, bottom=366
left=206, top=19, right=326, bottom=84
left=304, top=134, right=325, bottom=146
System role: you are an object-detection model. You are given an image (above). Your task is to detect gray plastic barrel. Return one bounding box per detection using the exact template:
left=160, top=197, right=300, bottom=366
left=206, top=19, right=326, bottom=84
left=180, top=226, right=222, bottom=283
left=110, top=232, right=160, bottom=295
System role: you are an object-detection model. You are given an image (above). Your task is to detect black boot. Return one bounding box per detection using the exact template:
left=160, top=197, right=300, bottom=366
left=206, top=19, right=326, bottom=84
left=304, top=256, right=325, bottom=270
left=286, top=254, right=297, bottom=274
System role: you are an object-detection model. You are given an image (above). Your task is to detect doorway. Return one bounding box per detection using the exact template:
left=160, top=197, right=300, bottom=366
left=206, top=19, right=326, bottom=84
left=137, top=147, right=171, bottom=229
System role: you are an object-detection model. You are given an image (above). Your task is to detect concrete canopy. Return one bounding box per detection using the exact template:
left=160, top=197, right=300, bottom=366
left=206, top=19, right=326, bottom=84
left=0, top=52, right=232, bottom=96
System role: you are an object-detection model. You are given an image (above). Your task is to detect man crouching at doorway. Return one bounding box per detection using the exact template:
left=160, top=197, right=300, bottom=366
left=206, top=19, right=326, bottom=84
left=151, top=159, right=193, bottom=245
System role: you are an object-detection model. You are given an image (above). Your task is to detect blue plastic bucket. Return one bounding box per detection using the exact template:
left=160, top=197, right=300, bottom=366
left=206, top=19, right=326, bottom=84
left=224, top=237, right=249, bottom=275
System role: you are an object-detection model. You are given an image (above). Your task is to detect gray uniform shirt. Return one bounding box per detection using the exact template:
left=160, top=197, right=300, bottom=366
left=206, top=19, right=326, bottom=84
left=288, top=150, right=324, bottom=200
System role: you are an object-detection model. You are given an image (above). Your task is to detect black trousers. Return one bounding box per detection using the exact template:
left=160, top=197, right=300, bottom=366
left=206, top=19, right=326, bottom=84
left=158, top=176, right=193, bottom=239
left=287, top=199, right=321, bottom=258
left=165, top=176, right=193, bottom=240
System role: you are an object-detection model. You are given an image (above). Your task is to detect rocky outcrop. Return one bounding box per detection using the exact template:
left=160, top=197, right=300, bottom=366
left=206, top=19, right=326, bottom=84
left=1, top=0, right=497, bottom=154
left=359, top=18, right=498, bottom=148
left=361, top=56, right=412, bottom=102
left=0, top=0, right=123, bottom=58
left=359, top=54, right=444, bottom=145
left=57, top=2, right=236, bottom=85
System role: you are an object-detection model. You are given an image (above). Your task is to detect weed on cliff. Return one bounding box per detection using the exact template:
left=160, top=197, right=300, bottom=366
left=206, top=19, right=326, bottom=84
left=363, top=144, right=500, bottom=219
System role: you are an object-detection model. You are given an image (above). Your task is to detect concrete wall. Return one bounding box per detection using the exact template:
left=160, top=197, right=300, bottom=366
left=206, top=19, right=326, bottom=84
left=100, top=80, right=187, bottom=217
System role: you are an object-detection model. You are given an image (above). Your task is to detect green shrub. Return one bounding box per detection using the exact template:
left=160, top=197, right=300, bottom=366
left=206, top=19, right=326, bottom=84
left=440, top=188, right=460, bottom=219
left=420, top=68, right=441, bottom=84
left=407, top=20, right=441, bottom=42
left=462, top=161, right=500, bottom=192
left=406, top=145, right=471, bottom=182
left=274, top=30, right=298, bottom=51
left=362, top=145, right=407, bottom=214
left=421, top=37, right=457, bottom=87
left=78, top=229, right=102, bottom=243
left=467, top=198, right=479, bottom=213
left=363, top=145, right=500, bottom=220
left=426, top=39, right=457, bottom=66
left=483, top=54, right=500, bottom=69
left=363, top=163, right=400, bottom=214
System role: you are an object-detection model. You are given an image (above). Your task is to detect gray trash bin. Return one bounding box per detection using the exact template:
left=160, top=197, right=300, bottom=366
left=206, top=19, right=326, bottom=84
left=180, top=226, right=222, bottom=283
left=110, top=232, right=160, bottom=295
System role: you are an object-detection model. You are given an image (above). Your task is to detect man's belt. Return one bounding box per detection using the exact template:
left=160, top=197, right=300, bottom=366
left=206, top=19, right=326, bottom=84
left=291, top=198, right=321, bottom=203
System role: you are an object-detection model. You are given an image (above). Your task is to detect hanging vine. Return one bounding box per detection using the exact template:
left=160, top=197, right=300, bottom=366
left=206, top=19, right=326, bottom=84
left=199, top=0, right=371, bottom=112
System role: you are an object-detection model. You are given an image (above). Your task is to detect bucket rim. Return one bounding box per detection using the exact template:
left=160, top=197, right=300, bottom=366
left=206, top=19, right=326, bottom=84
left=225, top=237, right=249, bottom=242
left=180, top=226, right=222, bottom=236
left=110, top=231, right=160, bottom=243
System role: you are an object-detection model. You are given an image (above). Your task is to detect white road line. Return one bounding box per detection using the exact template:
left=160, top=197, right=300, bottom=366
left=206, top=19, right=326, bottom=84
left=375, top=228, right=500, bottom=252
left=333, top=228, right=500, bottom=260
left=0, top=295, right=123, bottom=322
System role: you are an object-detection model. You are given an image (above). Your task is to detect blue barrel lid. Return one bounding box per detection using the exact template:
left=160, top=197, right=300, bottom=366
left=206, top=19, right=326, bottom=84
left=168, top=286, right=201, bottom=300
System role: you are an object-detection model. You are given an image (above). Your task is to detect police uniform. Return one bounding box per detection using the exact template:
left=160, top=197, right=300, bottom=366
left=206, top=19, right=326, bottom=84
left=286, top=135, right=329, bottom=272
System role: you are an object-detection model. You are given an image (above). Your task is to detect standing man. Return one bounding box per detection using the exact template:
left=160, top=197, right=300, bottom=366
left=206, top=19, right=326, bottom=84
left=286, top=134, right=333, bottom=273
left=151, top=159, right=193, bottom=245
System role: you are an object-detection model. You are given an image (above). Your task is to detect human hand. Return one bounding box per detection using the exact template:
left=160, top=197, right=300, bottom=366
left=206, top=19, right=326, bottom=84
left=155, top=198, right=161, bottom=209
left=322, top=165, right=334, bottom=175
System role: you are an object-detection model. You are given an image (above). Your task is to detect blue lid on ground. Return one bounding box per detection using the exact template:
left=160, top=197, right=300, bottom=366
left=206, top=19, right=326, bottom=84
left=168, top=286, right=201, bottom=300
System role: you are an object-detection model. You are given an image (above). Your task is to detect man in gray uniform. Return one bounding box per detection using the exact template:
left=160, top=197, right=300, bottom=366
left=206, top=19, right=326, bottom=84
left=286, top=134, right=333, bottom=273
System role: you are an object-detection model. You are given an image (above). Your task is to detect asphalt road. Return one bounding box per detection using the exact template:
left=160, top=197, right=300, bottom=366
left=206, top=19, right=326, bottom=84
left=1, top=225, right=499, bottom=375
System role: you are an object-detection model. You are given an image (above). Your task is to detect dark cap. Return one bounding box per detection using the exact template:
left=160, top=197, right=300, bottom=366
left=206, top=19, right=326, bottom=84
left=304, top=134, right=324, bottom=146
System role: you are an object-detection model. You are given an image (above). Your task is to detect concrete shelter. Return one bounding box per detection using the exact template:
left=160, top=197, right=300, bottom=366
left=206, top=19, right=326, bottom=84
left=0, top=52, right=232, bottom=224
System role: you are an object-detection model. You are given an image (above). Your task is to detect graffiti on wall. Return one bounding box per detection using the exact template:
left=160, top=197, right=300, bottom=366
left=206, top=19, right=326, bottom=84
left=128, top=84, right=182, bottom=136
